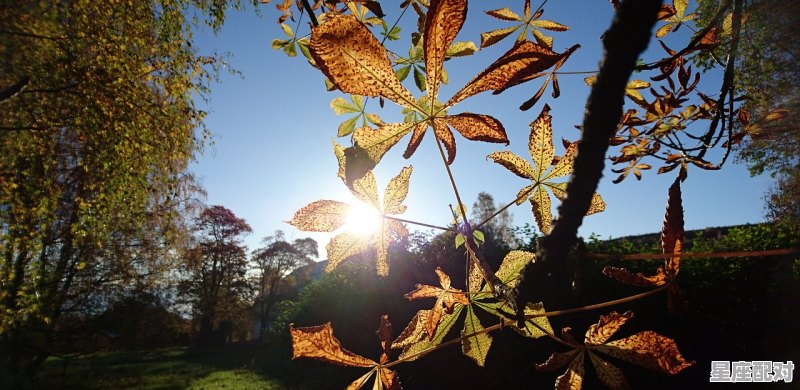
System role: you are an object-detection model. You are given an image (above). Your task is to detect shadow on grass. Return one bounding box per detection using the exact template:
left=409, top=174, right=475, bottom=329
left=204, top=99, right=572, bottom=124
left=25, top=344, right=301, bottom=390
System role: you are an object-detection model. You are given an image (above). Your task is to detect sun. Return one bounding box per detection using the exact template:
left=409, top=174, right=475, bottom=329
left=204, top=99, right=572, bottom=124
left=345, top=202, right=382, bottom=236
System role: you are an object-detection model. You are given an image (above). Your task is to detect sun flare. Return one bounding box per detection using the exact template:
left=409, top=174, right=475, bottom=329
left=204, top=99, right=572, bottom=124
left=345, top=202, right=382, bottom=236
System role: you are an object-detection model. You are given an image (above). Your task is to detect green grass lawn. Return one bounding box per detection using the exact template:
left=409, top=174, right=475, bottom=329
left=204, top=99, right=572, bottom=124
left=25, top=344, right=329, bottom=390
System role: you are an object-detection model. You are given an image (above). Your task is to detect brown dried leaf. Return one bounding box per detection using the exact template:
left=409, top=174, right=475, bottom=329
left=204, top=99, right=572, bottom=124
left=404, top=267, right=469, bottom=338
left=530, top=186, right=553, bottom=234
left=585, top=311, right=634, bottom=346
left=593, top=331, right=694, bottom=375
left=375, top=220, right=407, bottom=276
left=535, top=349, right=581, bottom=372
left=462, top=305, right=492, bottom=367
left=480, top=26, right=520, bottom=48
left=555, top=350, right=585, bottom=390
left=391, top=310, right=431, bottom=349
left=588, top=351, right=632, bottom=390
left=446, top=41, right=578, bottom=108
left=289, top=200, right=353, bottom=232
left=290, top=322, right=376, bottom=367
left=662, top=172, right=684, bottom=278
left=432, top=118, right=457, bottom=164
left=602, top=266, right=667, bottom=287
left=351, top=170, right=379, bottom=208
left=310, top=15, right=416, bottom=108
left=424, top=0, right=467, bottom=101
left=399, top=121, right=428, bottom=160
left=446, top=113, right=510, bottom=144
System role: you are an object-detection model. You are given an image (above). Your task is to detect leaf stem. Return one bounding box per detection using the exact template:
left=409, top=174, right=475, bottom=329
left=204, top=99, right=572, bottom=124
left=474, top=186, right=534, bottom=231
left=382, top=215, right=455, bottom=232
left=385, top=284, right=669, bottom=368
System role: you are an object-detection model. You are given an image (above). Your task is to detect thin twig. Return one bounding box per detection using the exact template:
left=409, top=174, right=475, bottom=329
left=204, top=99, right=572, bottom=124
left=382, top=215, right=455, bottom=232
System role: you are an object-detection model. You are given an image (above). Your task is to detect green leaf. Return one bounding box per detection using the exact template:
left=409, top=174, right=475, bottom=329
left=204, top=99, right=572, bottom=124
left=413, top=66, right=426, bottom=92
left=338, top=116, right=360, bottom=137
left=455, top=233, right=466, bottom=248
left=472, top=230, right=484, bottom=243
left=446, top=41, right=478, bottom=57
left=330, top=97, right=360, bottom=115
left=395, top=65, right=412, bottom=81
left=280, top=23, right=294, bottom=38
left=398, top=305, right=464, bottom=361
left=462, top=305, right=492, bottom=367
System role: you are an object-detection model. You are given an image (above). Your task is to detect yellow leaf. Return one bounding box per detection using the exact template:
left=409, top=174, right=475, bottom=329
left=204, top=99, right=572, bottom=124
left=334, top=142, right=347, bottom=183
left=354, top=122, right=416, bottom=165
left=325, top=232, right=371, bottom=272
left=485, top=7, right=522, bottom=21
left=288, top=200, right=353, bottom=232
left=480, top=26, right=520, bottom=48
left=310, top=15, right=417, bottom=109
left=397, top=305, right=464, bottom=361
left=533, top=19, right=570, bottom=31
left=383, top=166, right=412, bottom=214
left=351, top=171, right=379, bottom=208
left=487, top=151, right=535, bottom=180
left=528, top=104, right=555, bottom=179
left=462, top=305, right=492, bottom=367
left=424, top=0, right=467, bottom=102
left=289, top=322, right=376, bottom=367
left=347, top=370, right=375, bottom=390
left=530, top=186, right=553, bottom=234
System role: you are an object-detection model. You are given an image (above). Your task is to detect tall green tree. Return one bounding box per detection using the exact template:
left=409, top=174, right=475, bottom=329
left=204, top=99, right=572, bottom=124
left=695, top=0, right=800, bottom=228
left=0, top=0, right=244, bottom=378
left=181, top=205, right=252, bottom=345
left=251, top=231, right=317, bottom=339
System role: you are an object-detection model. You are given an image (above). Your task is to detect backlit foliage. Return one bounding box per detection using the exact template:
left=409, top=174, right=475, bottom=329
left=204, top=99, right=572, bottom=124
left=263, top=0, right=755, bottom=387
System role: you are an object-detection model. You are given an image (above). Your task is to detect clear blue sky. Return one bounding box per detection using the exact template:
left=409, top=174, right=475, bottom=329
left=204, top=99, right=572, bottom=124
left=191, top=1, right=774, bottom=258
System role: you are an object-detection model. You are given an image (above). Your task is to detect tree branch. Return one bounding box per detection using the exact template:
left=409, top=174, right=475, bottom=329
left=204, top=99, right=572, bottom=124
left=515, top=0, right=664, bottom=324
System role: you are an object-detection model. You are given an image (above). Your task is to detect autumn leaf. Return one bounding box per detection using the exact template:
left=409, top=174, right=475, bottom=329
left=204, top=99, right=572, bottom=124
left=462, top=305, right=492, bottom=366
left=585, top=75, right=650, bottom=107
left=424, top=0, right=466, bottom=102
left=289, top=167, right=412, bottom=276
left=290, top=317, right=401, bottom=390
left=481, top=2, right=570, bottom=49
left=404, top=267, right=470, bottom=338
left=446, top=42, right=579, bottom=108
left=311, top=1, right=571, bottom=165
left=537, top=311, right=693, bottom=390
left=655, top=0, right=696, bottom=38
left=489, top=105, right=605, bottom=233
left=290, top=322, right=375, bottom=367
left=310, top=15, right=417, bottom=109
left=287, top=200, right=352, bottom=232
left=602, top=170, right=686, bottom=313
left=393, top=305, right=464, bottom=362
left=330, top=95, right=383, bottom=137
